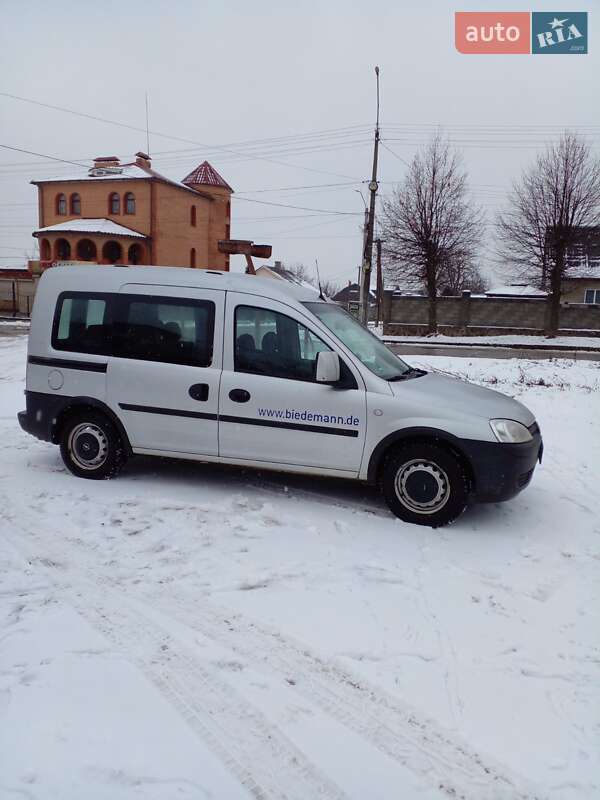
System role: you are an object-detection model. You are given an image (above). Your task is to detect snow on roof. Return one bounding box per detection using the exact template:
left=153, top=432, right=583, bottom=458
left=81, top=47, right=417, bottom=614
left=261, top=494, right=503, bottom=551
left=182, top=161, right=233, bottom=191
left=486, top=284, right=547, bottom=297
left=31, top=162, right=214, bottom=199
left=31, top=163, right=148, bottom=184
left=34, top=218, right=147, bottom=238
left=564, top=261, right=600, bottom=279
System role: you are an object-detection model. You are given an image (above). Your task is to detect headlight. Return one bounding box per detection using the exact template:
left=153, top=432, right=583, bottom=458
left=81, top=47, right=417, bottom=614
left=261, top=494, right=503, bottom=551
left=490, top=419, right=533, bottom=444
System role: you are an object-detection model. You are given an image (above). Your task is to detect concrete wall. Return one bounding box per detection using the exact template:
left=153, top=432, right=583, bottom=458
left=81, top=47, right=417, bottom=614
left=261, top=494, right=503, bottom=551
left=383, top=291, right=600, bottom=336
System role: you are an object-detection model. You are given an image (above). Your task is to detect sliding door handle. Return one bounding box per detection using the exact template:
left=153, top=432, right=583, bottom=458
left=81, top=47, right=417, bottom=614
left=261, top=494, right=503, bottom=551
left=189, top=383, right=209, bottom=402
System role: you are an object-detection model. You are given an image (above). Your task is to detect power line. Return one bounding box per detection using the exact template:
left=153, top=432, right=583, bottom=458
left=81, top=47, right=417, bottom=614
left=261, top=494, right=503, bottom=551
left=251, top=215, right=358, bottom=238
left=382, top=121, right=600, bottom=130
left=0, top=144, right=88, bottom=167
left=380, top=141, right=411, bottom=167
left=0, top=91, right=361, bottom=180
left=235, top=181, right=359, bottom=195
left=233, top=197, right=361, bottom=215
left=151, top=123, right=372, bottom=156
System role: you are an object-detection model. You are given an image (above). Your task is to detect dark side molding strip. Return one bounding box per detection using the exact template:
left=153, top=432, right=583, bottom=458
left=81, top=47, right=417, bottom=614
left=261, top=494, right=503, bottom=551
left=220, top=414, right=359, bottom=437
left=29, top=356, right=108, bottom=373
left=119, top=402, right=358, bottom=437
left=119, top=403, right=218, bottom=421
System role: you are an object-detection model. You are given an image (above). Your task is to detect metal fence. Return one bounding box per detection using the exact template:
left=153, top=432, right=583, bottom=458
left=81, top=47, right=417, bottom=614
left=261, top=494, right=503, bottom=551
left=0, top=278, right=37, bottom=317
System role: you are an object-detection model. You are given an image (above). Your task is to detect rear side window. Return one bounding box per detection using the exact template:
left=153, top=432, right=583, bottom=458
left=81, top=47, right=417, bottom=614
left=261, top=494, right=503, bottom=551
left=115, top=295, right=214, bottom=367
left=52, top=293, right=112, bottom=355
left=52, top=291, right=215, bottom=367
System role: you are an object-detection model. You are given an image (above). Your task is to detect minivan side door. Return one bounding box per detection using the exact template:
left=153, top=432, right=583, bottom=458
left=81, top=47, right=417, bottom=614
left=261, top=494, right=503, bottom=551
left=219, top=292, right=367, bottom=473
left=107, top=284, right=223, bottom=457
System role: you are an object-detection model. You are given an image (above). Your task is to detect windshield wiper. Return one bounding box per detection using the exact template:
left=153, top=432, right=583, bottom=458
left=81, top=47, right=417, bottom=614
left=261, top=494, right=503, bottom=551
left=388, top=368, right=427, bottom=382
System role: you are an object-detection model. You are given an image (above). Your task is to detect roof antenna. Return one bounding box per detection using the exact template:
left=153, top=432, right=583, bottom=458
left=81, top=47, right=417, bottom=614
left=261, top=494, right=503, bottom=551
left=315, top=258, right=326, bottom=300
left=145, top=91, right=150, bottom=156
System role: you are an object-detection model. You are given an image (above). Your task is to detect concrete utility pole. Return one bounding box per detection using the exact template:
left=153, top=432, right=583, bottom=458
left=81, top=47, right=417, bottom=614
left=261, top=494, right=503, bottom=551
left=359, top=66, right=380, bottom=326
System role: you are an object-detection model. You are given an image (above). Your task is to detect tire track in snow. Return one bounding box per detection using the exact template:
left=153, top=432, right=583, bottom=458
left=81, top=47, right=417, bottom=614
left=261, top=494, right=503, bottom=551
left=1, top=518, right=348, bottom=800
left=2, top=489, right=544, bottom=800
left=75, top=600, right=348, bottom=800
left=134, top=584, right=544, bottom=800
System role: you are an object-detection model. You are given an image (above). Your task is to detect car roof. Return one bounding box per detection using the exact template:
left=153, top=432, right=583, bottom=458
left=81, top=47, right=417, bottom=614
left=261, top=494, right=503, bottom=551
left=41, top=265, right=323, bottom=305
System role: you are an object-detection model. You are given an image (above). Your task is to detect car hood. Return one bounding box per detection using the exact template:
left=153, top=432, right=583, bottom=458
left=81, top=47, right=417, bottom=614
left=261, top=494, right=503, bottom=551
left=389, top=371, right=535, bottom=426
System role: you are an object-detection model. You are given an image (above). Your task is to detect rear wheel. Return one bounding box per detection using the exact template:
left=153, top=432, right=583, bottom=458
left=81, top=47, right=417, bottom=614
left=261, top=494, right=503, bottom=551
left=381, top=442, right=468, bottom=527
left=60, top=411, right=126, bottom=480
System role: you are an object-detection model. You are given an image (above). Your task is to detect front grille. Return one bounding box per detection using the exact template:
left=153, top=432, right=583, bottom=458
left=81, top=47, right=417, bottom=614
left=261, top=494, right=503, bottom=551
left=517, top=468, right=534, bottom=488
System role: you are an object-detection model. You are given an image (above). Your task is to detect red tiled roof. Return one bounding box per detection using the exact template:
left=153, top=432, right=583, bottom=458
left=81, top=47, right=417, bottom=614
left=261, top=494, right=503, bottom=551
left=182, top=161, right=233, bottom=191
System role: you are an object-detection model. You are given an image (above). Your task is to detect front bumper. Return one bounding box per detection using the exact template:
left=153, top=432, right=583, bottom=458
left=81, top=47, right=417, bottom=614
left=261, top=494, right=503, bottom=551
left=462, top=432, right=543, bottom=503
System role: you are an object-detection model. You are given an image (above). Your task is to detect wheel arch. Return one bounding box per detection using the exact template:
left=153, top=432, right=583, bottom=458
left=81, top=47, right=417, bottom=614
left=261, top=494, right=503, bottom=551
left=51, top=397, right=133, bottom=456
left=366, top=427, right=475, bottom=492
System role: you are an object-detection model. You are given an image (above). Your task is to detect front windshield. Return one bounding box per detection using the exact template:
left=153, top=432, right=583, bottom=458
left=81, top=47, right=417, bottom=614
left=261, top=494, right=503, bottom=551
left=304, top=302, right=410, bottom=380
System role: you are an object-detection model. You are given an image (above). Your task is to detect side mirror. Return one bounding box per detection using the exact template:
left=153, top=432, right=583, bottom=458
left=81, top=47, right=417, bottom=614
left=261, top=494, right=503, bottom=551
left=316, top=351, right=340, bottom=384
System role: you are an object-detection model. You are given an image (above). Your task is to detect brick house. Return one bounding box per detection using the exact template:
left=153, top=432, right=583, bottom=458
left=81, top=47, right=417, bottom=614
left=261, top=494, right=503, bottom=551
left=31, top=153, right=233, bottom=270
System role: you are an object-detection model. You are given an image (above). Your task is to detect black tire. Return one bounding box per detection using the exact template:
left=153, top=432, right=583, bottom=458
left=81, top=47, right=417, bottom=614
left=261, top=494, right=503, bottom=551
left=59, top=410, right=126, bottom=480
left=381, top=442, right=469, bottom=527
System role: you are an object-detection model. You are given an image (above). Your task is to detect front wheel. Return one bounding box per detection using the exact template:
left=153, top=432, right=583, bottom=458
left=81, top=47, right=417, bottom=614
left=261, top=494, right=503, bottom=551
left=381, top=443, right=469, bottom=527
left=60, top=411, right=126, bottom=480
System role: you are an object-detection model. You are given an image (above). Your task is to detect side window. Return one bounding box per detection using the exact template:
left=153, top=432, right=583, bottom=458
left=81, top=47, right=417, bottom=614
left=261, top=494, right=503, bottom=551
left=234, top=305, right=330, bottom=382
left=584, top=289, right=599, bottom=304
left=52, top=293, right=112, bottom=355
left=115, top=296, right=215, bottom=367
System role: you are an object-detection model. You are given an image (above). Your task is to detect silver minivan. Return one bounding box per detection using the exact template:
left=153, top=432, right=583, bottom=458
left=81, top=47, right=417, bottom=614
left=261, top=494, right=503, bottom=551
left=18, top=266, right=543, bottom=527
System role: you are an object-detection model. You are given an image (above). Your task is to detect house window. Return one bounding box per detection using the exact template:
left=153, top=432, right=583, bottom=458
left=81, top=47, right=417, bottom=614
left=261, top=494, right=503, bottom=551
left=124, top=192, right=136, bottom=214
left=584, top=289, right=600, bottom=304
left=70, top=193, right=81, bottom=215
left=190, top=248, right=196, bottom=268
left=109, top=192, right=120, bottom=214
left=191, top=206, right=197, bottom=227
left=56, top=194, right=67, bottom=215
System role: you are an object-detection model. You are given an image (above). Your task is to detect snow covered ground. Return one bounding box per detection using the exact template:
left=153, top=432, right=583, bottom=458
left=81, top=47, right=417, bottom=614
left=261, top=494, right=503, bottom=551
left=1, top=333, right=599, bottom=800
left=378, top=332, right=600, bottom=349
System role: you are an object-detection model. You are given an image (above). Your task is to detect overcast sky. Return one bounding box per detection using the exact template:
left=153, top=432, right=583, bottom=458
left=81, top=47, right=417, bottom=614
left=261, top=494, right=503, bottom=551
left=1, top=0, right=598, bottom=287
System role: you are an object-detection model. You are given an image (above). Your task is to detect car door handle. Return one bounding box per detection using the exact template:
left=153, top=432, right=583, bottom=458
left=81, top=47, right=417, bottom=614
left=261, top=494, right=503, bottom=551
left=189, top=383, right=209, bottom=402
left=229, top=388, right=250, bottom=403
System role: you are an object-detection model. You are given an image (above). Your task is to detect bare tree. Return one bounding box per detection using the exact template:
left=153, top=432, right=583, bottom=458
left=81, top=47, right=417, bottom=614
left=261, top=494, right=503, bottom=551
left=283, top=261, right=315, bottom=286
left=381, top=135, right=483, bottom=332
left=497, top=132, right=600, bottom=334
left=319, top=279, right=341, bottom=298
left=279, top=261, right=342, bottom=297
left=439, top=252, right=488, bottom=295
